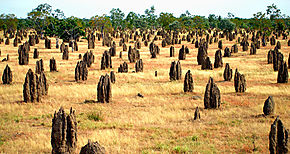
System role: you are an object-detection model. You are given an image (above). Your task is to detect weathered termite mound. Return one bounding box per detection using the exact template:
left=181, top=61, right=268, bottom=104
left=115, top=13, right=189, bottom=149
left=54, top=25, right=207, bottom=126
left=250, top=43, right=257, bottom=55
left=128, top=46, right=140, bottom=63
left=214, top=49, right=223, bottom=68
left=88, top=33, right=95, bottom=49
left=73, top=41, right=78, bottom=51
left=276, top=41, right=281, bottom=49
left=109, top=42, right=116, bottom=56
left=169, top=61, right=182, bottom=81
left=218, top=40, right=223, bottom=49
left=80, top=140, right=106, bottom=154
left=231, top=44, right=238, bottom=53
left=33, top=48, right=39, bottom=59
left=2, top=64, right=13, bottom=84
left=51, top=107, right=77, bottom=154
left=270, top=36, right=276, bottom=46
left=83, top=51, right=95, bottom=67
left=273, top=49, right=284, bottom=71
left=201, top=57, right=213, bottom=70
left=179, top=45, right=186, bottom=60
left=234, top=69, right=246, bottom=93
left=135, top=59, right=143, bottom=73
left=170, top=46, right=174, bottom=57
left=149, top=43, right=159, bottom=58
left=62, top=45, right=69, bottom=60
left=223, top=63, right=232, bottom=81
left=23, top=69, right=48, bottom=102
left=123, top=43, right=127, bottom=51
left=118, top=62, right=128, bottom=73
left=268, top=50, right=274, bottom=64
left=13, top=37, right=18, bottom=47
left=269, top=116, right=289, bottom=154
left=75, top=61, right=88, bottom=82
left=135, top=40, right=141, bottom=49
left=224, top=47, right=231, bottom=57
left=184, top=70, right=194, bottom=92
left=101, top=51, right=112, bottom=70
left=18, top=42, right=30, bottom=65
left=50, top=57, right=57, bottom=72
left=288, top=53, right=290, bottom=69
left=97, top=74, right=112, bottom=103
left=35, top=59, right=44, bottom=74
left=45, top=38, right=51, bottom=49
left=60, top=42, right=65, bottom=52
left=197, top=45, right=208, bottom=65
left=110, top=71, right=115, bottom=84
left=263, top=96, right=275, bottom=116
left=5, top=38, right=9, bottom=45
left=193, top=107, right=200, bottom=120
left=277, top=61, right=288, bottom=83
left=28, top=35, right=36, bottom=46
left=204, top=77, right=221, bottom=109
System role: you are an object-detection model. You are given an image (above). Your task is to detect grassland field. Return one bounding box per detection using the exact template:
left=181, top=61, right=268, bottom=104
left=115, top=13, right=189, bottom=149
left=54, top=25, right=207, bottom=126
left=0, top=31, right=289, bottom=153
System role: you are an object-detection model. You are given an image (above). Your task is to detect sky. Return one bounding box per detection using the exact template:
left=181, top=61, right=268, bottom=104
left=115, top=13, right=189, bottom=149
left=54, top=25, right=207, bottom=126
left=0, top=0, right=289, bottom=19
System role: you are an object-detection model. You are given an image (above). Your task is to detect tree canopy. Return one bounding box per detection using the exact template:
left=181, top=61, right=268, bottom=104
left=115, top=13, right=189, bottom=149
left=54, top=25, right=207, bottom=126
left=0, top=3, right=289, bottom=39
left=0, top=13, right=18, bottom=34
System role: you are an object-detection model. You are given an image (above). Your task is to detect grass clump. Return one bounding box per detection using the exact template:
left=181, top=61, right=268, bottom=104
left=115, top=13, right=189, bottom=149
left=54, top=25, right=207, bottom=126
left=192, top=135, right=198, bottom=142
left=87, top=111, right=104, bottom=121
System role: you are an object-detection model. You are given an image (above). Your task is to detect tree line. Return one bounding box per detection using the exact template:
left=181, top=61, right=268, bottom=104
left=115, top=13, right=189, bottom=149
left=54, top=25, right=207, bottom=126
left=0, top=3, right=289, bottom=41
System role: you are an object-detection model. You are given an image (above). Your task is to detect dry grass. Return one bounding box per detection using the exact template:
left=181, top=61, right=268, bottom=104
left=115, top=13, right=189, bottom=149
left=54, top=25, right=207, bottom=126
left=0, top=31, right=289, bottom=153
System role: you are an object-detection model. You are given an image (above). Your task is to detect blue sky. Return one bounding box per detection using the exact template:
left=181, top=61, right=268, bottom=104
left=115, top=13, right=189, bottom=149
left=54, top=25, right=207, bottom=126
left=0, top=0, right=289, bottom=18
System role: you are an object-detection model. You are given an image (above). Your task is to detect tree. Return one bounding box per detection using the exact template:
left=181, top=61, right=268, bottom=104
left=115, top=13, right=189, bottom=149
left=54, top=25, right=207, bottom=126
left=125, top=12, right=139, bottom=30
left=27, top=3, right=52, bottom=38
left=134, top=14, right=148, bottom=30
left=284, top=17, right=290, bottom=30
left=90, top=15, right=112, bottom=33
left=158, top=12, right=176, bottom=30
left=208, top=14, right=218, bottom=28
left=266, top=4, right=287, bottom=31
left=27, top=3, right=85, bottom=41
left=227, top=12, right=235, bottom=19
left=17, top=18, right=30, bottom=30
left=42, top=7, right=67, bottom=38
left=180, top=10, right=191, bottom=18
left=51, top=9, right=65, bottom=19
left=0, top=14, right=18, bottom=34
left=180, top=16, right=193, bottom=30
left=231, top=17, right=247, bottom=29
left=218, top=16, right=222, bottom=21
left=192, top=16, right=209, bottom=30
left=59, top=16, right=85, bottom=42
left=208, top=14, right=217, bottom=22
left=266, top=3, right=281, bottom=20
left=169, top=20, right=181, bottom=31
left=217, top=19, right=236, bottom=32
left=109, top=8, right=125, bottom=29
left=252, top=12, right=272, bottom=31
left=145, top=6, right=157, bottom=29
left=44, top=8, right=66, bottom=37
left=44, top=16, right=61, bottom=37
left=239, top=21, right=249, bottom=29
